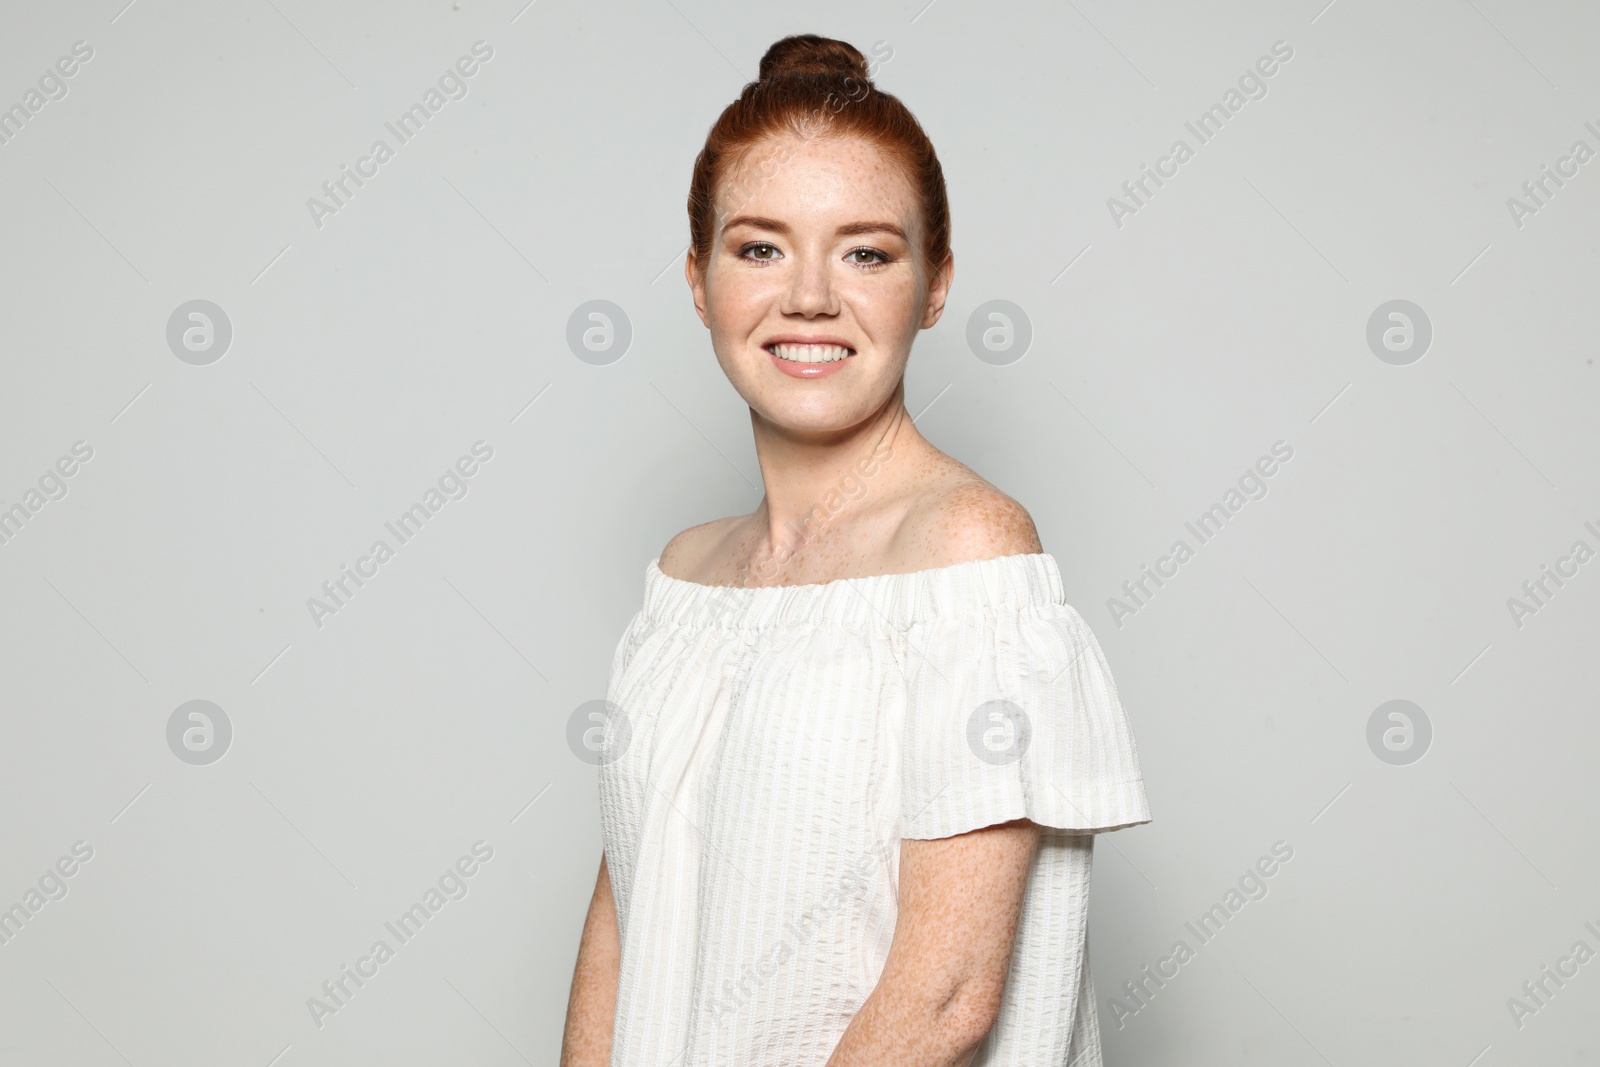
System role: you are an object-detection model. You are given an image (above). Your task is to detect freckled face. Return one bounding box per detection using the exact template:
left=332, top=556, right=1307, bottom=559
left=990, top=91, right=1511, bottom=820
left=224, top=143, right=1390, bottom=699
left=687, top=133, right=950, bottom=436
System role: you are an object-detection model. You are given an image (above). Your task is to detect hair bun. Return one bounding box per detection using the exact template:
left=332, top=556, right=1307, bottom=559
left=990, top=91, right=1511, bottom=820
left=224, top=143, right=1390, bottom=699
left=758, top=34, right=870, bottom=85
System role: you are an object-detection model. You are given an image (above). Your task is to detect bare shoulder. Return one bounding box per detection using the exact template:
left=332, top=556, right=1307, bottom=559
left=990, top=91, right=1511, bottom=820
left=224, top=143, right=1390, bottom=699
left=657, top=515, right=745, bottom=580
left=892, top=476, right=1043, bottom=569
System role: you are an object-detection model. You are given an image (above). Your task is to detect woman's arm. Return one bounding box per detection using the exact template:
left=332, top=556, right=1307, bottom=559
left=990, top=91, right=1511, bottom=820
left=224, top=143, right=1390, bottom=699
left=824, top=818, right=1041, bottom=1067
left=559, top=852, right=621, bottom=1067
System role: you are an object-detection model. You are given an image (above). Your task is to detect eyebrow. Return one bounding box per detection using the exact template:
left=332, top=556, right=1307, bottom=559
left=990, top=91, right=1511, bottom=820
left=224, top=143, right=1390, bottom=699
left=723, top=215, right=908, bottom=242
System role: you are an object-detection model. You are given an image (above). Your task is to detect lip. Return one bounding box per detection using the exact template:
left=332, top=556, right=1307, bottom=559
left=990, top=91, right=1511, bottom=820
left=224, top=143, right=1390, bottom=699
left=764, top=340, right=857, bottom=382
left=763, top=336, right=855, bottom=379
left=767, top=348, right=851, bottom=379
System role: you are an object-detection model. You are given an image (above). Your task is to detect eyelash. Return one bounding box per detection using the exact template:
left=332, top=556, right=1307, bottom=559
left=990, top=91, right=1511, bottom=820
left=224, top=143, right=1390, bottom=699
left=737, top=243, right=893, bottom=270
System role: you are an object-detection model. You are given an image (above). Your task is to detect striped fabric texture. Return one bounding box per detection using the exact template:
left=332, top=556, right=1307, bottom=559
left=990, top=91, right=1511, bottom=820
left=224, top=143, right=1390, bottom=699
left=597, top=551, right=1151, bottom=1066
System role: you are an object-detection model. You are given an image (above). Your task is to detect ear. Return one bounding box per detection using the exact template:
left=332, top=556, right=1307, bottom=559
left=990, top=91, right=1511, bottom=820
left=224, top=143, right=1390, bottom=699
left=919, top=250, right=954, bottom=330
left=685, top=249, right=710, bottom=328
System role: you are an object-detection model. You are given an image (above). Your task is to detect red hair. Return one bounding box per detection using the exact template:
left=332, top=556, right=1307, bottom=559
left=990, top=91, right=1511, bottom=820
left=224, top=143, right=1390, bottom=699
left=687, top=34, right=951, bottom=284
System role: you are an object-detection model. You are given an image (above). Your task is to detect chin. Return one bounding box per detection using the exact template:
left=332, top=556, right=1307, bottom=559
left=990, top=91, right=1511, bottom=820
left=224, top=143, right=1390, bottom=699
left=756, top=391, right=887, bottom=431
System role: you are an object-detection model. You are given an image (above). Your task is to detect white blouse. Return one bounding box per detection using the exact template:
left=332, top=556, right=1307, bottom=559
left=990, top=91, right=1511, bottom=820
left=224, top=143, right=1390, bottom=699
left=596, top=551, right=1151, bottom=1066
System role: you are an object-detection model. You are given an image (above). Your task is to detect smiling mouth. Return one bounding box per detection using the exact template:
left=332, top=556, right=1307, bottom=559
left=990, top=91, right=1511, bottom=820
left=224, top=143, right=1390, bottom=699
left=765, top=343, right=855, bottom=364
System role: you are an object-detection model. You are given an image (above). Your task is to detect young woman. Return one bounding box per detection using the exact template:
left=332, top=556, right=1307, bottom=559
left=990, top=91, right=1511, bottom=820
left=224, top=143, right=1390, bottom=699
left=560, top=34, right=1151, bottom=1067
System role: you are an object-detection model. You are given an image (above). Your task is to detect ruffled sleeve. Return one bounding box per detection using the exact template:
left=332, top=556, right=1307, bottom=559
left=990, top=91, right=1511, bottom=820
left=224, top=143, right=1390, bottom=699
left=899, top=600, right=1151, bottom=839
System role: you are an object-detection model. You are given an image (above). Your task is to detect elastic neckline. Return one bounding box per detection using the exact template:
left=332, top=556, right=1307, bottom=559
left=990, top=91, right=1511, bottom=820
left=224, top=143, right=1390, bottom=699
left=642, top=551, right=1066, bottom=634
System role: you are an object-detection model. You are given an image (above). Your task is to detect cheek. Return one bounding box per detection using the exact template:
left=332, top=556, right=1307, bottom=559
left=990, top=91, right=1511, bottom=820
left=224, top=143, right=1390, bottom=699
left=845, top=274, right=922, bottom=328
left=705, top=270, right=763, bottom=322
left=710, top=256, right=780, bottom=294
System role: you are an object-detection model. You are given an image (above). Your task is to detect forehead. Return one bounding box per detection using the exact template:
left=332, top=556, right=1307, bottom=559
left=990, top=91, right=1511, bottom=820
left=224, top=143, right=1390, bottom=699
left=717, top=133, right=919, bottom=231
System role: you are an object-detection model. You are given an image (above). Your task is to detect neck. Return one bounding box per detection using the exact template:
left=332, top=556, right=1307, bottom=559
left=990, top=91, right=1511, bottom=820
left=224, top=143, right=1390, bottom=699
left=741, top=379, right=931, bottom=581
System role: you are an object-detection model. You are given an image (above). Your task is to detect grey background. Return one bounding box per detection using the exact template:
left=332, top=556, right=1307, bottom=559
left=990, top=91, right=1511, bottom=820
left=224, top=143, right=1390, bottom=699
left=1, top=0, right=1596, bottom=1063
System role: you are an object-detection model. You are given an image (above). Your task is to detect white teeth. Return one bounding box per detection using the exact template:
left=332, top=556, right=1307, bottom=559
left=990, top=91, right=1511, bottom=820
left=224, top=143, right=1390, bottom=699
left=768, top=343, right=853, bottom=363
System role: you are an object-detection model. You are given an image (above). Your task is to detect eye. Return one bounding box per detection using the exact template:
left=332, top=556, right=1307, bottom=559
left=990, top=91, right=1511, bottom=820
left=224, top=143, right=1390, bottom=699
left=738, top=242, right=781, bottom=263
left=847, top=247, right=891, bottom=268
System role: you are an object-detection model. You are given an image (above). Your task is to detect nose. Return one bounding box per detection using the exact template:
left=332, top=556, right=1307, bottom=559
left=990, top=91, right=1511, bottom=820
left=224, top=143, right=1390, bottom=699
left=779, top=251, right=839, bottom=317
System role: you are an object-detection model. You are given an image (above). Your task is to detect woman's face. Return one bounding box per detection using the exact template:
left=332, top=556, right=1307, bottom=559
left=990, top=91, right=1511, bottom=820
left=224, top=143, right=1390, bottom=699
left=686, top=132, right=952, bottom=438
